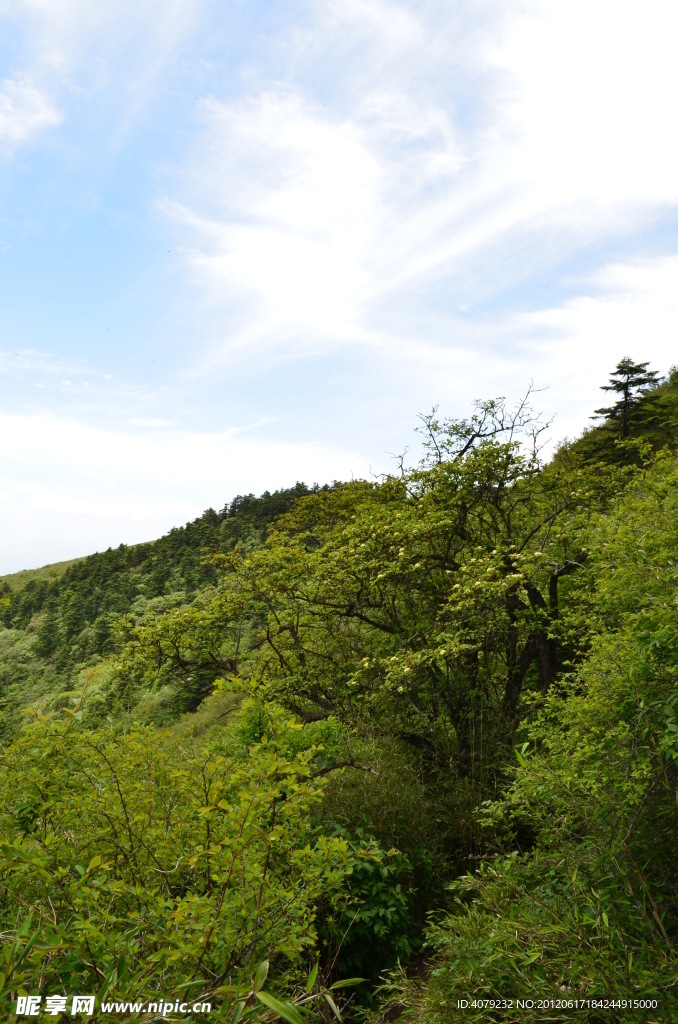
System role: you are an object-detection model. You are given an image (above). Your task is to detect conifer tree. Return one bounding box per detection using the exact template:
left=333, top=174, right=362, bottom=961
left=593, top=356, right=661, bottom=437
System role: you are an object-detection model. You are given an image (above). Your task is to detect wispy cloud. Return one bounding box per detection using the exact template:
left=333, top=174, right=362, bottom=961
left=0, top=77, right=61, bottom=145
left=0, top=348, right=88, bottom=376
left=4, top=0, right=203, bottom=71
left=0, top=0, right=205, bottom=151
left=161, top=89, right=383, bottom=362
left=163, top=0, right=678, bottom=370
left=2, top=0, right=677, bottom=571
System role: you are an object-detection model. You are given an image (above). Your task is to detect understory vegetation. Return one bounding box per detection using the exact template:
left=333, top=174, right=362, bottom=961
left=0, top=360, right=676, bottom=1022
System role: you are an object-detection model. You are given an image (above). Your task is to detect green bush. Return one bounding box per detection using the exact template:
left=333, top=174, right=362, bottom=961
left=0, top=700, right=352, bottom=1014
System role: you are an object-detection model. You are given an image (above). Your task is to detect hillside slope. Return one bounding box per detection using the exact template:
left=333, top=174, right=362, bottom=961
left=0, top=556, right=85, bottom=592
left=0, top=363, right=676, bottom=1020
left=0, top=481, right=327, bottom=737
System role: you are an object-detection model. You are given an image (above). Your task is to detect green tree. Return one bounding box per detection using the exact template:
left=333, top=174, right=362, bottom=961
left=216, top=398, right=621, bottom=773
left=593, top=357, right=661, bottom=438
left=115, top=396, right=626, bottom=889
left=34, top=607, right=61, bottom=659
left=389, top=448, right=678, bottom=1022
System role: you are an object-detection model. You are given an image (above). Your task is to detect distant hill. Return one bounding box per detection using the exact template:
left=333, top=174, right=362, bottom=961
left=0, top=481, right=328, bottom=670
left=0, top=556, right=85, bottom=592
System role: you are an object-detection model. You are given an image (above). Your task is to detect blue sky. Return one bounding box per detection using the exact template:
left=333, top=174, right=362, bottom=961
left=1, top=0, right=678, bottom=572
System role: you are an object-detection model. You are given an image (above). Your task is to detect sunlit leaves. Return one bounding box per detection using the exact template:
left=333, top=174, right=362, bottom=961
left=0, top=706, right=352, bottom=1010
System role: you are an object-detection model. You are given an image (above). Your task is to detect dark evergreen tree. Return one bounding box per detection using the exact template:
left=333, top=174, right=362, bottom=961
left=34, top=606, right=61, bottom=659
left=592, top=356, right=661, bottom=437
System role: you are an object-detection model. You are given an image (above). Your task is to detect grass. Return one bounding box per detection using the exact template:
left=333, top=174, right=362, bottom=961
left=0, top=557, right=85, bottom=592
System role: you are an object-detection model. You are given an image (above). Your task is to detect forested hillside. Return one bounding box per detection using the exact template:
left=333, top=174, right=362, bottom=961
left=0, top=482, right=324, bottom=738
left=0, top=360, right=676, bottom=1023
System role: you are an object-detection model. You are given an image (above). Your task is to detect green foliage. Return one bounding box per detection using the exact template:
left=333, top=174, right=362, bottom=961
left=319, top=830, right=415, bottom=981
left=4, top=365, right=678, bottom=1018
left=0, top=699, right=352, bottom=1014
left=0, top=485, right=327, bottom=739
left=389, top=448, right=678, bottom=1022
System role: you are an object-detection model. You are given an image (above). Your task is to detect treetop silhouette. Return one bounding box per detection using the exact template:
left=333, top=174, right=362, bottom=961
left=592, top=356, right=661, bottom=437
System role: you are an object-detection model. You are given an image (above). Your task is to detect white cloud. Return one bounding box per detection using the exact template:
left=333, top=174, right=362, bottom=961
left=0, top=412, right=372, bottom=573
left=163, top=84, right=469, bottom=363
left=162, top=89, right=383, bottom=359
left=491, top=0, right=678, bottom=206
left=0, top=78, right=61, bottom=144
left=0, top=0, right=204, bottom=150
left=164, top=0, right=678, bottom=368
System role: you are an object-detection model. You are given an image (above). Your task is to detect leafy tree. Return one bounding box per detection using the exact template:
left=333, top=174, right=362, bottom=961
left=145, top=398, right=620, bottom=774
left=111, top=395, right=630, bottom=954
left=389, top=449, right=678, bottom=1022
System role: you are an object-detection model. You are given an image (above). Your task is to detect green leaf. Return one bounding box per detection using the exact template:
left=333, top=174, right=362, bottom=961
left=255, top=991, right=304, bottom=1024
left=231, top=1000, right=246, bottom=1024
left=328, top=978, right=365, bottom=990
left=32, top=937, right=62, bottom=952
left=252, top=959, right=269, bottom=993
left=306, top=962, right=318, bottom=992
left=521, top=951, right=541, bottom=966
left=323, top=992, right=342, bottom=1021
